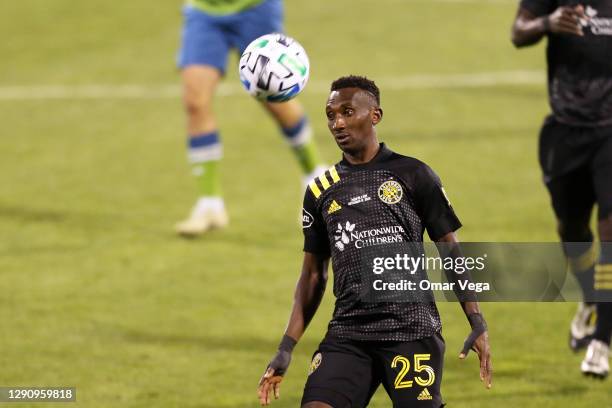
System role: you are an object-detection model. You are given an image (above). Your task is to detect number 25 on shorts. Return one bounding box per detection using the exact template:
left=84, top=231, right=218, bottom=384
left=391, top=354, right=435, bottom=389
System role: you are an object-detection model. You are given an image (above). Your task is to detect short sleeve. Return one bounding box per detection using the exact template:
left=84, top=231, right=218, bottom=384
left=520, top=0, right=555, bottom=17
left=414, top=164, right=462, bottom=241
left=302, top=188, right=331, bottom=255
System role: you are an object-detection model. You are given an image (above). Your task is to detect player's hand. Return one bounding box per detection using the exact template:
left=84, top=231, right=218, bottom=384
left=257, top=335, right=296, bottom=405
left=459, top=313, right=492, bottom=389
left=258, top=366, right=285, bottom=406
left=547, top=5, right=587, bottom=36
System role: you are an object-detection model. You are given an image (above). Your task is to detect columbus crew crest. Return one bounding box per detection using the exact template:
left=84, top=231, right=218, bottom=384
left=378, top=180, right=403, bottom=204
left=308, top=352, right=322, bottom=375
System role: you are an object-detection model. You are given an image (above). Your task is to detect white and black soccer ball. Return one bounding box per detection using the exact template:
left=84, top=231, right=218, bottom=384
left=238, top=33, right=310, bottom=103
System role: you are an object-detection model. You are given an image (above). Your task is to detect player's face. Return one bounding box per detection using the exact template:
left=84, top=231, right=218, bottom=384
left=325, top=88, right=381, bottom=155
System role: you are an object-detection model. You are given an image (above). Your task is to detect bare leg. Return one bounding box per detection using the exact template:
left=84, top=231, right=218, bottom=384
left=263, top=99, right=305, bottom=128
left=175, top=65, right=227, bottom=236
left=182, top=65, right=221, bottom=135
left=263, top=99, right=324, bottom=177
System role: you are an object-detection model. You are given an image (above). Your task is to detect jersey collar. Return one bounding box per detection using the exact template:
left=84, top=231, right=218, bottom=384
left=340, top=143, right=393, bottom=169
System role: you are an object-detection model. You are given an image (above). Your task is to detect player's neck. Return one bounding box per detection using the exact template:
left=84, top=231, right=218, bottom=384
left=343, top=139, right=380, bottom=165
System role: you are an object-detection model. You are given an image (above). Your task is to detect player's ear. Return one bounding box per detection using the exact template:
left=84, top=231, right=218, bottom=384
left=372, top=108, right=383, bottom=125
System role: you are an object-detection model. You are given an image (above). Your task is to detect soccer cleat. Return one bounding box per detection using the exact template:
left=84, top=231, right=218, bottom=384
left=175, top=209, right=228, bottom=237
left=175, top=198, right=228, bottom=237
left=581, top=339, right=610, bottom=379
left=569, top=302, right=597, bottom=352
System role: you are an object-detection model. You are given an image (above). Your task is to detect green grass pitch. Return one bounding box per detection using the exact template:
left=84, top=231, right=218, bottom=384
left=0, top=0, right=609, bottom=406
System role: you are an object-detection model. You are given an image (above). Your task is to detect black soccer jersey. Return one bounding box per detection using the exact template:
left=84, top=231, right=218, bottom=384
left=521, top=0, right=612, bottom=126
left=302, top=144, right=461, bottom=342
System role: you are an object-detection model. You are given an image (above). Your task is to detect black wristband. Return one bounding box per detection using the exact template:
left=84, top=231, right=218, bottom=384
left=543, top=15, right=551, bottom=32
left=467, top=313, right=487, bottom=333
left=278, top=334, right=297, bottom=352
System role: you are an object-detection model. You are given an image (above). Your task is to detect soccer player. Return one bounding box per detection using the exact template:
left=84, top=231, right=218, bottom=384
left=175, top=0, right=326, bottom=236
left=257, top=76, right=492, bottom=407
left=512, top=1, right=612, bottom=378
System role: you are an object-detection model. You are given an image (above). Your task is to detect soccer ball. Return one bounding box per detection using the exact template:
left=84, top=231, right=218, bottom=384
left=238, top=33, right=310, bottom=103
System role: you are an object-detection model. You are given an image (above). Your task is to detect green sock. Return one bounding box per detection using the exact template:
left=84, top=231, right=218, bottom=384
left=292, top=139, right=322, bottom=174
left=192, top=160, right=222, bottom=197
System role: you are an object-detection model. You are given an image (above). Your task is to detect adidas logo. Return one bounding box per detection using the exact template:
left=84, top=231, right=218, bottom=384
left=417, top=388, right=433, bottom=401
left=327, top=200, right=342, bottom=214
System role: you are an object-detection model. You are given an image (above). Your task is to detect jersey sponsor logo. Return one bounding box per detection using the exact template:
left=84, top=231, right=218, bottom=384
left=334, top=220, right=405, bottom=251
left=417, top=388, right=433, bottom=401
left=327, top=200, right=342, bottom=214
left=302, top=208, right=314, bottom=229
left=348, top=193, right=371, bottom=206
left=586, top=5, right=597, bottom=18
left=308, top=352, right=322, bottom=375
left=581, top=6, right=612, bottom=35
left=378, top=180, right=403, bottom=204
left=334, top=221, right=355, bottom=251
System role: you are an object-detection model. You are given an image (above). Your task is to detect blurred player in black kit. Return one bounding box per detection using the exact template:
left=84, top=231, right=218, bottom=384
left=512, top=0, right=612, bottom=378
left=257, top=76, right=492, bottom=407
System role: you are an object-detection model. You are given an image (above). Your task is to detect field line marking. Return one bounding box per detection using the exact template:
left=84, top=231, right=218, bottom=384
left=0, top=70, right=545, bottom=101
left=397, top=0, right=516, bottom=4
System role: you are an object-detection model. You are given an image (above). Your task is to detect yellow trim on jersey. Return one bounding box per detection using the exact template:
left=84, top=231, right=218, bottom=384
left=595, top=264, right=612, bottom=274
left=309, top=165, right=341, bottom=199
left=329, top=166, right=340, bottom=183
left=309, top=180, right=322, bottom=198
left=319, top=173, right=331, bottom=189
left=595, top=264, right=612, bottom=289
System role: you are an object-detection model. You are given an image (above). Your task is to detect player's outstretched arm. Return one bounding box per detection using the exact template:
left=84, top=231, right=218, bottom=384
left=435, top=232, right=492, bottom=389
left=257, top=252, right=329, bottom=406
left=458, top=306, right=492, bottom=389
left=512, top=5, right=587, bottom=47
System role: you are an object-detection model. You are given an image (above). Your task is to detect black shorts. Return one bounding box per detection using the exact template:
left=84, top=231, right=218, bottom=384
left=539, top=116, right=612, bottom=222
left=301, top=333, right=445, bottom=408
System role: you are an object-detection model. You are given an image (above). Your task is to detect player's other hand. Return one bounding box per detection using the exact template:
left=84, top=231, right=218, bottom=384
left=258, top=365, right=285, bottom=406
left=548, top=5, right=588, bottom=36
left=459, top=313, right=492, bottom=389
left=257, top=335, right=296, bottom=405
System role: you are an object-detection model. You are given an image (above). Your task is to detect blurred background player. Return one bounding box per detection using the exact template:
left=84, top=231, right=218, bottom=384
left=175, top=0, right=326, bottom=236
left=512, top=1, right=612, bottom=378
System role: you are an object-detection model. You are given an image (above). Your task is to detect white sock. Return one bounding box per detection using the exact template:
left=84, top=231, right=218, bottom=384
left=193, top=197, right=225, bottom=215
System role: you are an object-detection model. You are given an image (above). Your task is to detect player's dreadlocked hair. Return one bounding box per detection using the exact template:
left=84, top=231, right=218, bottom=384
left=330, top=75, right=380, bottom=106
